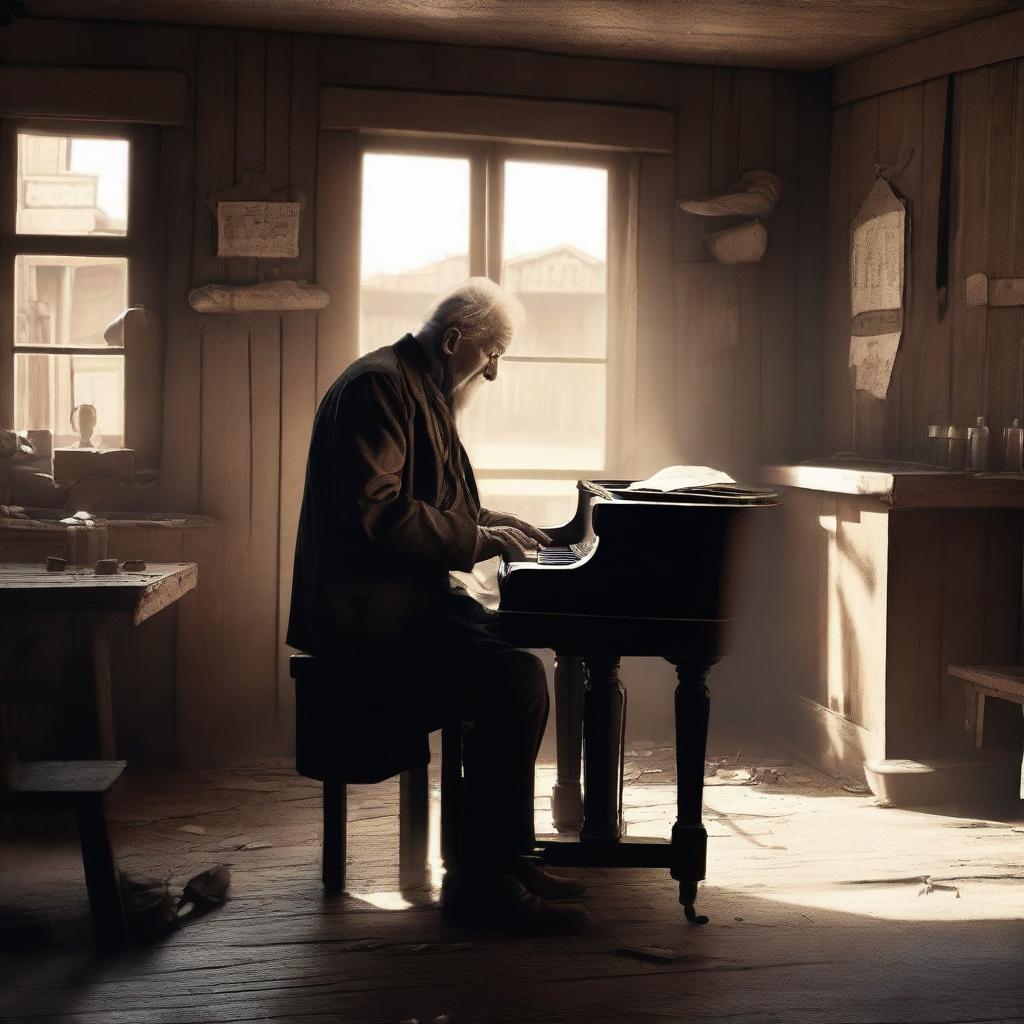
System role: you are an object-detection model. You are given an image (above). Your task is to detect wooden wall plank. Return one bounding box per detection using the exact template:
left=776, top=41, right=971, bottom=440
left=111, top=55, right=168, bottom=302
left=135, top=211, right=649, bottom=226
left=733, top=69, right=773, bottom=474
left=246, top=315, right=283, bottom=752
left=699, top=66, right=738, bottom=470
left=948, top=67, right=991, bottom=426
left=673, top=66, right=714, bottom=265
left=982, top=61, right=1019, bottom=462
left=290, top=34, right=319, bottom=285
left=795, top=71, right=830, bottom=460
left=192, top=30, right=235, bottom=288
left=916, top=76, right=954, bottom=442
left=823, top=105, right=850, bottom=455
left=315, top=129, right=361, bottom=400
left=892, top=84, right=924, bottom=461
left=231, top=31, right=267, bottom=284
left=758, top=71, right=799, bottom=465
left=672, top=65, right=714, bottom=462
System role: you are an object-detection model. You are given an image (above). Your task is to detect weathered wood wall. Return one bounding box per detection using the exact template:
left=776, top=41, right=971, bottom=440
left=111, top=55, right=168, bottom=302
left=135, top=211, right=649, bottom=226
left=825, top=57, right=1024, bottom=461
left=1, top=18, right=830, bottom=763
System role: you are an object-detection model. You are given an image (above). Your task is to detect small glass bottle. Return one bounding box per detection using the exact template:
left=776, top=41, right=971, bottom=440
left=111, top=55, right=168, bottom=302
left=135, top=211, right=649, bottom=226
left=947, top=426, right=969, bottom=470
left=968, top=416, right=990, bottom=471
left=1003, top=418, right=1024, bottom=473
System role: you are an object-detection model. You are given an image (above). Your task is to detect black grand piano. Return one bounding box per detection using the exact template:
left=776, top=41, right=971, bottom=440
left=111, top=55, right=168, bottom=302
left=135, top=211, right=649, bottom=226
left=497, top=477, right=777, bottom=923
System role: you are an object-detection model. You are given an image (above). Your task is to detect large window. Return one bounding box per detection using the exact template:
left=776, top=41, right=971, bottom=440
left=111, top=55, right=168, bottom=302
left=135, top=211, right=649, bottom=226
left=3, top=126, right=134, bottom=449
left=357, top=142, right=622, bottom=527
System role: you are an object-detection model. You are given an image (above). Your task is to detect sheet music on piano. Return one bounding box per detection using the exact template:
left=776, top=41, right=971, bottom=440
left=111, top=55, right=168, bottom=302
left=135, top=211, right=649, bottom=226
left=625, top=465, right=735, bottom=492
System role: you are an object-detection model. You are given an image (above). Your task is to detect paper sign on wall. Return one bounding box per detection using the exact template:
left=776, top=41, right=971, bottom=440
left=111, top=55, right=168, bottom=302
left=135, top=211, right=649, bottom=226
left=217, top=201, right=301, bottom=259
left=849, top=177, right=906, bottom=400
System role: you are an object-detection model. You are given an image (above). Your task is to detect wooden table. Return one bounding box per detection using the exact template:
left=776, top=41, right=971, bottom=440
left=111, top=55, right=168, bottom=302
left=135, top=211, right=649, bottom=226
left=0, top=562, right=198, bottom=758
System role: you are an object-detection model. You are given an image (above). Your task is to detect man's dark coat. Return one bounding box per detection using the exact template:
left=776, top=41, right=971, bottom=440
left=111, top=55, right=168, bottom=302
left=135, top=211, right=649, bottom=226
left=287, top=334, right=489, bottom=781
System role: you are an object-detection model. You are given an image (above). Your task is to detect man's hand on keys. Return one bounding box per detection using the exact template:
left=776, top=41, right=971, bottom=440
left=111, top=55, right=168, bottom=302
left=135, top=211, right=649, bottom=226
left=481, top=511, right=553, bottom=549
left=476, top=524, right=551, bottom=562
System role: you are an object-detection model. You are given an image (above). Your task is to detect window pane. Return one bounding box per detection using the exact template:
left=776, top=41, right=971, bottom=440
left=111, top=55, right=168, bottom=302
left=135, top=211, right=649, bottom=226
left=14, top=255, right=128, bottom=348
left=502, top=161, right=607, bottom=359
left=17, top=133, right=129, bottom=236
left=359, top=153, right=470, bottom=353
left=476, top=478, right=580, bottom=530
left=458, top=361, right=606, bottom=471
left=15, top=352, right=125, bottom=449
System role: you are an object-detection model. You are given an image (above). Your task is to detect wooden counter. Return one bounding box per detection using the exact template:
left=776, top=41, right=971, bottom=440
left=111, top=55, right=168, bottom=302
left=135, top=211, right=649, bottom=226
left=757, top=462, right=1024, bottom=780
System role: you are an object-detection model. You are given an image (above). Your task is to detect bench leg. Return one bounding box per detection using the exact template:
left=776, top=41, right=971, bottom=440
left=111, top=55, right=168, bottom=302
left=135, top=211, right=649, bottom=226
left=399, top=765, right=430, bottom=889
left=440, top=723, right=463, bottom=872
left=76, top=799, right=127, bottom=952
left=322, top=779, right=346, bottom=893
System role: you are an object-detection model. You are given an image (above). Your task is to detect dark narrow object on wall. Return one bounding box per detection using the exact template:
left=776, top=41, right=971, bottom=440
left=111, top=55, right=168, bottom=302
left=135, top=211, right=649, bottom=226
left=935, top=74, right=955, bottom=321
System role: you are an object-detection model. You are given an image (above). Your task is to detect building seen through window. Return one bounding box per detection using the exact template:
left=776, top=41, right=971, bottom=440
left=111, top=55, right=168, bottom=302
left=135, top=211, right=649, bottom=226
left=359, top=150, right=609, bottom=527
left=11, top=132, right=130, bottom=448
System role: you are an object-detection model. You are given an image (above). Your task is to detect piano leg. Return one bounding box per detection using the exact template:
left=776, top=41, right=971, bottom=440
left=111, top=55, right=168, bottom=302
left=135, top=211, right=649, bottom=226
left=668, top=656, right=718, bottom=924
left=580, top=656, right=626, bottom=841
left=551, top=653, right=584, bottom=833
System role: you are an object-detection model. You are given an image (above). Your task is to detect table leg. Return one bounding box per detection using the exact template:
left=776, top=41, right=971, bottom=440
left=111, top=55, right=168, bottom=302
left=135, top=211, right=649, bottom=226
left=65, top=617, right=116, bottom=759
left=76, top=798, right=127, bottom=951
left=580, top=656, right=625, bottom=842
left=551, top=653, right=584, bottom=833
left=399, top=765, right=429, bottom=889
left=668, top=656, right=717, bottom=924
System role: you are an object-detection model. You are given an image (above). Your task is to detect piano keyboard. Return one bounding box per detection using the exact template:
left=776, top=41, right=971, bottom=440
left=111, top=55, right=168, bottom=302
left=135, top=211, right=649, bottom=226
left=537, top=543, right=588, bottom=566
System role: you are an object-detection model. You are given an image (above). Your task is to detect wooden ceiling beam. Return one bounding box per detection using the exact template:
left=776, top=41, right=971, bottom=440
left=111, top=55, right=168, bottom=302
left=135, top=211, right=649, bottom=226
left=834, top=7, right=1024, bottom=106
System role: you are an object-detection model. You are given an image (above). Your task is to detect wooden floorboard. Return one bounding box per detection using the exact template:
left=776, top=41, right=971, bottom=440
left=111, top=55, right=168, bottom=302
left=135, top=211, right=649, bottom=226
left=1, top=727, right=1023, bottom=1023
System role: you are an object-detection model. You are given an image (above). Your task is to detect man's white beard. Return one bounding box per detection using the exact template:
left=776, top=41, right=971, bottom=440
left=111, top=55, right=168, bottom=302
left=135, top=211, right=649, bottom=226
left=450, top=372, right=487, bottom=416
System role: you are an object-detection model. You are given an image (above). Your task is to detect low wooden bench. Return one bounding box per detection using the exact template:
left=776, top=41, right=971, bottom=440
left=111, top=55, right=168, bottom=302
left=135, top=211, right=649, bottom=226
left=948, top=665, right=1024, bottom=748
left=1, top=760, right=127, bottom=950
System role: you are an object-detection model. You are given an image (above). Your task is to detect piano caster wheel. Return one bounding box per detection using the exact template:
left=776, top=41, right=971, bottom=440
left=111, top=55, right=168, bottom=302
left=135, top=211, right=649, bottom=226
left=679, top=881, right=709, bottom=925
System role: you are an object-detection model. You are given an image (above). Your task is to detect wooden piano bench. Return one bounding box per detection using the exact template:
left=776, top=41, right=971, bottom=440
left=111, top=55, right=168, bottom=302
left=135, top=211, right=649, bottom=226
left=290, top=653, right=463, bottom=893
left=0, top=760, right=127, bottom=951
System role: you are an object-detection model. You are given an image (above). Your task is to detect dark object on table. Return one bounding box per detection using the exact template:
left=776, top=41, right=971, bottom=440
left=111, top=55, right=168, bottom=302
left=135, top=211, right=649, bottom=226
left=497, top=478, right=777, bottom=924
left=45, top=556, right=66, bottom=572
left=94, top=558, right=119, bottom=575
left=121, top=559, right=147, bottom=572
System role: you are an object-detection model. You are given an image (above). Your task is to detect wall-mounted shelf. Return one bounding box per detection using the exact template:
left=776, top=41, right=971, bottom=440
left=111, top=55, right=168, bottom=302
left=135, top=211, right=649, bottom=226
left=188, top=280, right=330, bottom=313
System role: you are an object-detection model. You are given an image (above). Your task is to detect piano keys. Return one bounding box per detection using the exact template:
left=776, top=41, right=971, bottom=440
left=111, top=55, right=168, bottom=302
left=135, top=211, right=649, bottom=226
left=497, top=477, right=777, bottom=923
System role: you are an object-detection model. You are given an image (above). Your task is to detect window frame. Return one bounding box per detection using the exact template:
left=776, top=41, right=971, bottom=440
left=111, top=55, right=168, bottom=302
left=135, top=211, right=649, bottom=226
left=345, top=132, right=635, bottom=489
left=0, top=117, right=161, bottom=453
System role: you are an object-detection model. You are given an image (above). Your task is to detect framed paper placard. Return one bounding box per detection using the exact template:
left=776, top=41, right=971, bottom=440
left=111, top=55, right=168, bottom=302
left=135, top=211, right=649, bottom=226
left=217, top=200, right=301, bottom=258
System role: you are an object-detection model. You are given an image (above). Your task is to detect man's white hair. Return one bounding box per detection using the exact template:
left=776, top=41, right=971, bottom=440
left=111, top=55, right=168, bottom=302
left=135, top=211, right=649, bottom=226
left=426, top=277, right=525, bottom=349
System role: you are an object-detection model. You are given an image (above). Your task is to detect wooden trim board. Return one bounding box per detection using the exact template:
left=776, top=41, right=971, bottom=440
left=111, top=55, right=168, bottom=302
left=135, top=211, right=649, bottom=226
left=764, top=463, right=1024, bottom=509
left=0, top=66, right=190, bottom=126
left=833, top=8, right=1024, bottom=106
left=319, top=86, right=674, bottom=153
left=772, top=694, right=882, bottom=781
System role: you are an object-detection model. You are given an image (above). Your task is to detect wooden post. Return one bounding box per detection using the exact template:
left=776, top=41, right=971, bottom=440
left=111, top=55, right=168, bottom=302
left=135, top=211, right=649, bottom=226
left=321, top=778, right=346, bottom=893
left=398, top=765, right=429, bottom=889
left=551, top=653, right=584, bottom=833
left=580, top=656, right=625, bottom=842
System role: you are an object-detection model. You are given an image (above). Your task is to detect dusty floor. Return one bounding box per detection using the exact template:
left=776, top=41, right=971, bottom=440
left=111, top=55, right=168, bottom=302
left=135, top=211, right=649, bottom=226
left=1, top=729, right=1023, bottom=1023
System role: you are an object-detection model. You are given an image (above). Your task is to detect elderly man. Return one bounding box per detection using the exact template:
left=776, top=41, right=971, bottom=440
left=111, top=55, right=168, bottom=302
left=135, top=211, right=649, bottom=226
left=287, top=278, right=587, bottom=933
